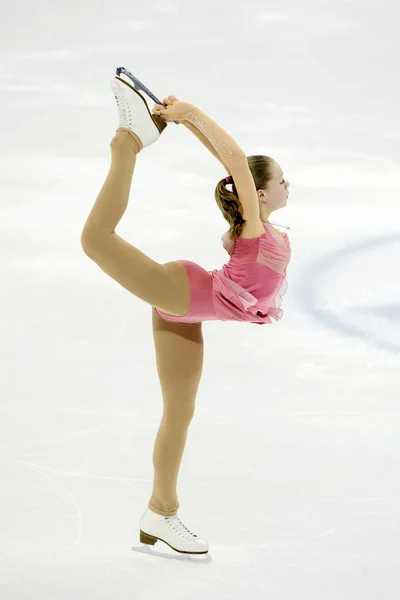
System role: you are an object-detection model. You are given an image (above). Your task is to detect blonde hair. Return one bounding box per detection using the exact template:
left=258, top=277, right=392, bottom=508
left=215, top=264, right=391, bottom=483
left=214, top=155, right=274, bottom=240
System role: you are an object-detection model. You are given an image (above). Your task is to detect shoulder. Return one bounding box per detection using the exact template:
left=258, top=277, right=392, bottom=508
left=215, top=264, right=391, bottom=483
left=239, top=220, right=265, bottom=239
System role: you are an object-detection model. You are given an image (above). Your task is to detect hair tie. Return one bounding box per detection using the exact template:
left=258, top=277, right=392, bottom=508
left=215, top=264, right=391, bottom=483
left=224, top=176, right=233, bottom=185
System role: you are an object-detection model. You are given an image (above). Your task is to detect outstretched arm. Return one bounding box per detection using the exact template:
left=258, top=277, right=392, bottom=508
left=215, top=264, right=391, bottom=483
left=182, top=107, right=262, bottom=225
left=182, top=106, right=247, bottom=174
left=182, top=119, right=231, bottom=175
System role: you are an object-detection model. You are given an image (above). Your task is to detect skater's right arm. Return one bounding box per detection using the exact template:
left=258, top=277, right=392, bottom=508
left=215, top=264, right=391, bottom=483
left=153, top=99, right=247, bottom=175
left=153, top=99, right=261, bottom=223
left=181, top=107, right=262, bottom=224
left=181, top=106, right=247, bottom=176
left=182, top=118, right=232, bottom=175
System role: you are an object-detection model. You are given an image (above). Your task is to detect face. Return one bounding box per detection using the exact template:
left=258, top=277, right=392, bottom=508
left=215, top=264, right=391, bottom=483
left=258, top=161, right=290, bottom=221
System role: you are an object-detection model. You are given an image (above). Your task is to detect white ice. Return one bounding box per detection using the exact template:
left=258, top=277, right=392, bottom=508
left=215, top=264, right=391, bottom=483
left=1, top=0, right=400, bottom=598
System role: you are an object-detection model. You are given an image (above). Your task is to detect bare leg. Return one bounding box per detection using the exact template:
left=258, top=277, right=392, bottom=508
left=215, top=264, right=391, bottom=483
left=148, top=308, right=204, bottom=517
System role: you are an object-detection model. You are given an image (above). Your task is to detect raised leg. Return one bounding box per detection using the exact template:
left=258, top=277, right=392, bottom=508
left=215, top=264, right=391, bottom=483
left=80, top=130, right=191, bottom=316
left=81, top=128, right=141, bottom=238
left=148, top=308, right=204, bottom=517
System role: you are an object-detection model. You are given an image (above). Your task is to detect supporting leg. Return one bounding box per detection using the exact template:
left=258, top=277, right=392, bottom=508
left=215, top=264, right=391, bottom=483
left=148, top=308, right=204, bottom=517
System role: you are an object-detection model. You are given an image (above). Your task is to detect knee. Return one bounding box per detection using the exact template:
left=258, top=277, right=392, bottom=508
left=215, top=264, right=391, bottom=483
left=163, top=402, right=196, bottom=427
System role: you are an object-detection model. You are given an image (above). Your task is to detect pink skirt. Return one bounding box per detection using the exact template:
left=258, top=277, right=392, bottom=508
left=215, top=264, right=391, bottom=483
left=154, top=260, right=283, bottom=325
left=154, top=260, right=219, bottom=324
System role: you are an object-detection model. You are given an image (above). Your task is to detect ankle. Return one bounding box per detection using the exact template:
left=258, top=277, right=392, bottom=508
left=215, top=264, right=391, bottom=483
left=115, top=128, right=142, bottom=153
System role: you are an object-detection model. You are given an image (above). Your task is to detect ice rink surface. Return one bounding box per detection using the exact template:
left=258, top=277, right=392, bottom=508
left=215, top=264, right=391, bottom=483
left=1, top=0, right=399, bottom=598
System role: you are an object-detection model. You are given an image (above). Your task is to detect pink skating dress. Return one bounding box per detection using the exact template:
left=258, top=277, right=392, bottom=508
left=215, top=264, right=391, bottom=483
left=154, top=221, right=291, bottom=325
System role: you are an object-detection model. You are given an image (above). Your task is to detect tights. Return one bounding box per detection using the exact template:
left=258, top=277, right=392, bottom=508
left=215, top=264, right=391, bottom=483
left=82, top=129, right=204, bottom=519
left=84, top=100, right=249, bottom=518
left=148, top=307, right=204, bottom=517
left=147, top=107, right=242, bottom=516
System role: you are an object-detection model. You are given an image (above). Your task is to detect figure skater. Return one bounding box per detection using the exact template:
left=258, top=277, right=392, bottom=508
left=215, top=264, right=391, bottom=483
left=81, top=70, right=291, bottom=555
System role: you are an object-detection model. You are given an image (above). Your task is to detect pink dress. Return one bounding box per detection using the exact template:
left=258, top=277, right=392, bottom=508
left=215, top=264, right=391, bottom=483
left=154, top=222, right=291, bottom=325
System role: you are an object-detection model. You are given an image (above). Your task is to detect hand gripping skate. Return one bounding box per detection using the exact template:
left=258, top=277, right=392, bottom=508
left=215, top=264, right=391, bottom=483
left=112, top=71, right=167, bottom=149
left=116, top=66, right=180, bottom=125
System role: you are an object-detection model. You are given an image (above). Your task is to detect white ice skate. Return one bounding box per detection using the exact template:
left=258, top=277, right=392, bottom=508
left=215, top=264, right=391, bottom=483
left=140, top=507, right=209, bottom=555
left=111, top=72, right=168, bottom=151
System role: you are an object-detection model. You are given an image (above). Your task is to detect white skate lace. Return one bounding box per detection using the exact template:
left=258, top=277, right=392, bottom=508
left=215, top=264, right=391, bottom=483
left=113, top=85, right=131, bottom=129
left=165, top=515, right=198, bottom=539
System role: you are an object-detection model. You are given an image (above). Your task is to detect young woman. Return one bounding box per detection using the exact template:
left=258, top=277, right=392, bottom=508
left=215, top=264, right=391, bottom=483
left=81, top=70, right=291, bottom=555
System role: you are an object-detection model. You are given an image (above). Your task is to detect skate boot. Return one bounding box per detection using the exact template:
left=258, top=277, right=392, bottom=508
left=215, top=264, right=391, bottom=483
left=111, top=70, right=168, bottom=151
left=139, top=507, right=209, bottom=555
left=115, top=66, right=181, bottom=125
